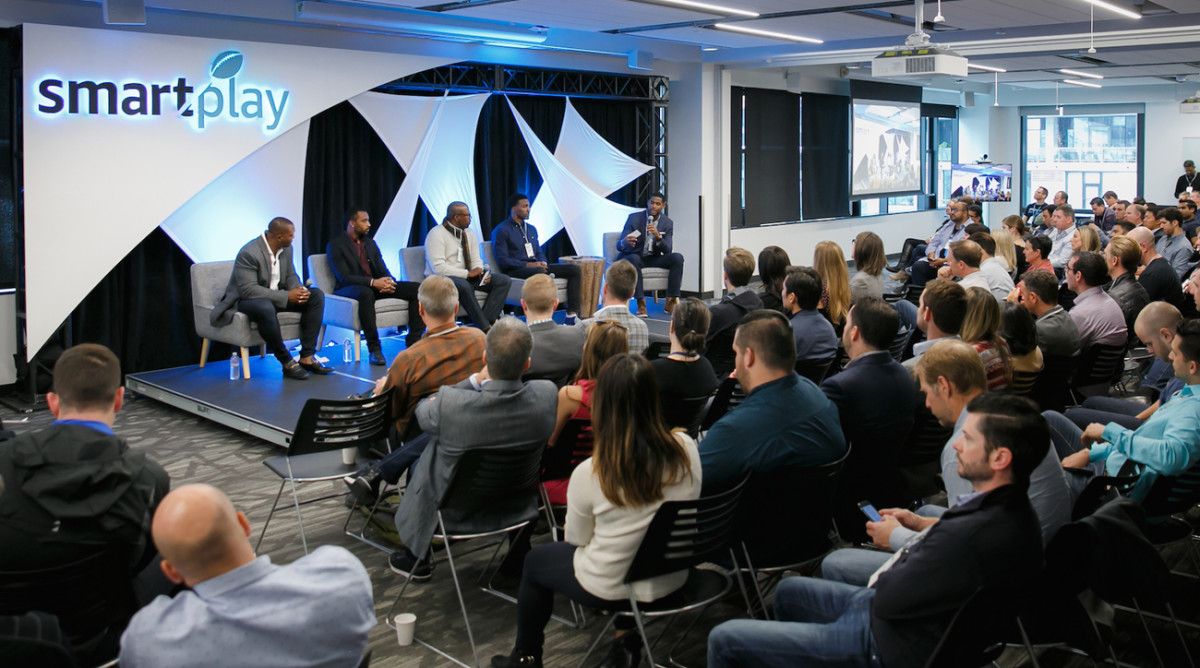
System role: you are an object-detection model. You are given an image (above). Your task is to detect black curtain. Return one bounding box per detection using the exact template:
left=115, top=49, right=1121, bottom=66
left=801, top=92, right=851, bottom=220
left=731, top=87, right=801, bottom=228
left=0, top=27, right=18, bottom=290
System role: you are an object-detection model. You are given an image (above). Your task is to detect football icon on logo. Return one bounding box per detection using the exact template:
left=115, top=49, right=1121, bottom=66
left=210, top=51, right=243, bottom=79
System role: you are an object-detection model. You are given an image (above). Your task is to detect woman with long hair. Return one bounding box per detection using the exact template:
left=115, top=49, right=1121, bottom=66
left=756, top=246, right=791, bottom=314
left=991, top=225, right=1018, bottom=272
left=1000, top=301, right=1043, bottom=374
left=1072, top=225, right=1101, bottom=253
left=813, top=240, right=851, bottom=330
left=493, top=354, right=701, bottom=668
left=849, top=231, right=886, bottom=302
left=960, top=286, right=1013, bottom=390
left=652, top=297, right=720, bottom=432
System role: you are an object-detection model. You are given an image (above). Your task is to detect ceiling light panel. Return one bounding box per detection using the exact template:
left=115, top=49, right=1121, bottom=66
left=1063, top=78, right=1102, bottom=88
left=1060, top=67, right=1104, bottom=79
left=645, top=0, right=759, bottom=18
left=714, top=23, right=823, bottom=44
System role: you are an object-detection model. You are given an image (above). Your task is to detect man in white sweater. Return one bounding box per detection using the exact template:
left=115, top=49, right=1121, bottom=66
left=425, top=201, right=510, bottom=331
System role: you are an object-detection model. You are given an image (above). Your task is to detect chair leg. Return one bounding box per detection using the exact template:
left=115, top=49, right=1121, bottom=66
left=255, top=480, right=287, bottom=552
left=198, top=338, right=211, bottom=368
left=626, top=594, right=656, bottom=668
left=317, top=324, right=326, bottom=352
left=289, top=477, right=309, bottom=555
left=1167, top=603, right=1196, bottom=668
left=241, top=347, right=251, bottom=379
left=441, top=519, right=479, bottom=668
left=354, top=331, right=362, bottom=363
left=576, top=615, right=618, bottom=668
left=1132, top=598, right=1167, bottom=668
left=260, top=344, right=267, bottom=358
left=1016, top=618, right=1043, bottom=668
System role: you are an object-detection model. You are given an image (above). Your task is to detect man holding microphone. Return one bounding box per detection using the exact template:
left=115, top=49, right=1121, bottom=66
left=615, top=193, right=684, bottom=317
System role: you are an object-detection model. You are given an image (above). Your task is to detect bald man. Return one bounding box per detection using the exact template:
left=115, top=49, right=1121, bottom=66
left=119, top=485, right=374, bottom=668
left=1130, top=226, right=1184, bottom=307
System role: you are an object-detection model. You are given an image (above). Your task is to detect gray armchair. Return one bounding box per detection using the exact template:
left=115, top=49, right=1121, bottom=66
left=602, top=232, right=669, bottom=300
left=191, top=261, right=302, bottom=379
left=480, top=241, right=568, bottom=308
left=307, top=254, right=410, bottom=362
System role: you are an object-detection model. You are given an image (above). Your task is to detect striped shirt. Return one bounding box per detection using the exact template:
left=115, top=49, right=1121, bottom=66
left=383, top=323, right=485, bottom=436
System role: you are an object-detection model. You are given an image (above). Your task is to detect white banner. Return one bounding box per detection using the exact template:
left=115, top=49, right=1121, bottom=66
left=22, top=24, right=453, bottom=357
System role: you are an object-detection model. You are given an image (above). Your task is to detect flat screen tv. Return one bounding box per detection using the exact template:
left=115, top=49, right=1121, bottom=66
left=851, top=100, right=922, bottom=198
left=950, top=163, right=1012, bottom=202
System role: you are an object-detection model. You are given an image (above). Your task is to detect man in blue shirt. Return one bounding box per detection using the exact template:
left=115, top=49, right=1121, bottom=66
left=120, top=484, right=374, bottom=668
left=1024, top=186, right=1049, bottom=225
left=699, top=310, right=846, bottom=493
left=781, top=265, right=837, bottom=363
left=1046, top=317, right=1200, bottom=501
left=491, top=193, right=581, bottom=321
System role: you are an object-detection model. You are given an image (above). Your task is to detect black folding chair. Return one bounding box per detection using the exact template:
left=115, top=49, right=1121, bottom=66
left=659, top=391, right=716, bottom=439
left=1070, top=343, right=1128, bottom=404
left=924, top=585, right=1015, bottom=668
left=1030, top=353, right=1078, bottom=413
left=889, top=326, right=914, bottom=362
left=1138, top=462, right=1200, bottom=579
left=898, top=403, right=953, bottom=504
left=575, top=478, right=748, bottom=668
left=1008, top=367, right=1041, bottom=397
left=700, top=376, right=746, bottom=432
left=385, top=443, right=545, bottom=668
left=258, top=390, right=392, bottom=554
left=794, top=356, right=835, bottom=385
left=539, top=418, right=594, bottom=542
left=643, top=340, right=669, bottom=361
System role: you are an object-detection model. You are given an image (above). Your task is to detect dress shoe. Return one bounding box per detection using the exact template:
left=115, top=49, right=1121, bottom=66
left=491, top=650, right=543, bottom=667
left=600, top=632, right=642, bottom=668
left=343, top=471, right=380, bottom=506
left=664, top=297, right=679, bottom=314
left=281, top=360, right=308, bottom=380
left=634, top=299, right=648, bottom=318
left=298, top=359, right=334, bottom=374
left=368, top=349, right=387, bottom=366
left=889, top=269, right=909, bottom=282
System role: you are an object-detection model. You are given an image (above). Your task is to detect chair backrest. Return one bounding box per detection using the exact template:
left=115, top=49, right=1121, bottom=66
left=889, top=327, right=913, bottom=362
left=624, top=477, right=747, bottom=583
left=736, top=449, right=849, bottom=568
left=700, top=376, right=746, bottom=431
left=0, top=548, right=136, bottom=661
left=189, top=260, right=235, bottom=309
left=923, top=585, right=1013, bottom=668
left=602, top=232, right=621, bottom=266
left=1072, top=342, right=1126, bottom=387
left=1138, top=460, right=1200, bottom=520
left=899, top=403, right=952, bottom=468
left=0, top=611, right=77, bottom=668
left=307, top=254, right=337, bottom=292
left=643, top=340, right=668, bottom=361
left=541, top=419, right=594, bottom=482
left=439, top=441, right=545, bottom=519
left=794, top=357, right=835, bottom=385
left=400, top=246, right=428, bottom=283
left=288, top=390, right=394, bottom=457
left=481, top=241, right=498, bottom=269
left=1071, top=474, right=1139, bottom=521
left=904, top=283, right=924, bottom=306
left=1030, top=353, right=1078, bottom=413
left=1008, top=368, right=1040, bottom=397
left=660, top=393, right=715, bottom=440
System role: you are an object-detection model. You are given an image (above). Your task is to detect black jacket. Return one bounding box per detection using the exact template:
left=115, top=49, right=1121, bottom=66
left=326, top=233, right=394, bottom=291
left=871, top=484, right=1043, bottom=668
left=707, top=289, right=764, bottom=345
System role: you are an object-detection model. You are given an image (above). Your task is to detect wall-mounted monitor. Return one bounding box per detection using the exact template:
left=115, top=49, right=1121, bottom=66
left=950, top=163, right=1012, bottom=202
left=851, top=100, right=922, bottom=198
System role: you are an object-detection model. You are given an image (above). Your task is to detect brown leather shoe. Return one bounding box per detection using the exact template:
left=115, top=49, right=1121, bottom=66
left=665, top=297, right=679, bottom=314
left=634, top=299, right=648, bottom=318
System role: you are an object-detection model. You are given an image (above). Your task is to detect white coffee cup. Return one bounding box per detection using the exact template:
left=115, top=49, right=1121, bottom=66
left=393, top=612, right=417, bottom=646
left=341, top=446, right=357, bottom=466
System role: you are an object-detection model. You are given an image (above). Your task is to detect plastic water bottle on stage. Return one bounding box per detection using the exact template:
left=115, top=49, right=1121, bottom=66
left=229, top=353, right=239, bottom=380
left=343, top=338, right=352, bottom=363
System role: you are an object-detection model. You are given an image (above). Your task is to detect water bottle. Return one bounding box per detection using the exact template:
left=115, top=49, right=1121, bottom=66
left=343, top=338, right=352, bottom=363
left=229, top=353, right=240, bottom=380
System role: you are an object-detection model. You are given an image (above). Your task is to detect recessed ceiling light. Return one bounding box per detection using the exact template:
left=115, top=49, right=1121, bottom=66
left=1060, top=68, right=1103, bottom=79
left=655, top=0, right=759, bottom=18
left=1063, top=78, right=1102, bottom=88
left=1082, top=0, right=1142, bottom=20
left=968, top=63, right=1007, bottom=73
left=714, top=23, right=824, bottom=44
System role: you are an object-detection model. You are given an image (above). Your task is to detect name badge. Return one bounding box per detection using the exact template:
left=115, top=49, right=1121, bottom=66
left=1189, top=187, right=1194, bottom=194
left=524, top=242, right=535, bottom=258
left=456, top=248, right=463, bottom=263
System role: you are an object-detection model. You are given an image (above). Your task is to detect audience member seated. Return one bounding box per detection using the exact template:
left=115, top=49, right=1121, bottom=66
left=901, top=199, right=969, bottom=287
left=119, top=484, right=373, bottom=667
left=581, top=260, right=648, bottom=355
left=1129, top=226, right=1183, bottom=307
left=937, top=239, right=990, bottom=294
left=755, top=245, right=791, bottom=314
left=813, top=240, right=851, bottom=332
left=970, top=232, right=1016, bottom=301
left=822, top=344, right=1068, bottom=588
left=491, top=193, right=582, bottom=322
left=708, top=391, right=1046, bottom=668
left=651, top=297, right=720, bottom=432
left=1065, top=251, right=1128, bottom=348
left=781, top=266, right=838, bottom=364
left=1072, top=224, right=1102, bottom=254
left=961, top=287, right=1013, bottom=391
left=821, top=298, right=916, bottom=541
left=902, top=278, right=967, bottom=370
left=544, top=321, right=629, bottom=505
left=520, top=274, right=585, bottom=383
left=699, top=310, right=845, bottom=493
left=1023, top=234, right=1055, bottom=275
left=387, top=317, right=558, bottom=580
left=492, top=354, right=700, bottom=668
left=1156, top=207, right=1193, bottom=278
left=1103, top=236, right=1150, bottom=337
left=1046, top=317, right=1200, bottom=502
left=706, top=247, right=764, bottom=356
left=426, top=201, right=511, bottom=331
left=1017, top=269, right=1081, bottom=358
left=1001, top=302, right=1044, bottom=378
left=850, top=231, right=887, bottom=302
left=1046, top=205, right=1077, bottom=271
left=1065, top=302, right=1183, bottom=432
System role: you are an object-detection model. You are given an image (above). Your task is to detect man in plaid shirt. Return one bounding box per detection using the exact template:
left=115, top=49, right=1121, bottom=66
left=580, top=260, right=648, bottom=355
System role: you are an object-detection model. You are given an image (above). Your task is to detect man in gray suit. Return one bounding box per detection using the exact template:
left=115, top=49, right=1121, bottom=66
left=522, top=274, right=584, bottom=384
left=388, top=316, right=557, bottom=580
left=210, top=217, right=332, bottom=379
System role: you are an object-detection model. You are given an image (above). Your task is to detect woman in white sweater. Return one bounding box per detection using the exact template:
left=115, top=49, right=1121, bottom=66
left=492, top=354, right=701, bottom=668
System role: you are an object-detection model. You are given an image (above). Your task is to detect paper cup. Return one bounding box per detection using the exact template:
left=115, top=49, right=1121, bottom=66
left=393, top=612, right=416, bottom=646
left=341, top=446, right=357, bottom=466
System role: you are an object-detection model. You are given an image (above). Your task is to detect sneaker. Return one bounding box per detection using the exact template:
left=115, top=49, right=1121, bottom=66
left=389, top=550, right=433, bottom=582
left=281, top=359, right=309, bottom=380
left=634, top=299, right=648, bottom=318
left=491, top=651, right=543, bottom=667
left=343, top=472, right=380, bottom=506
left=564, top=314, right=577, bottom=326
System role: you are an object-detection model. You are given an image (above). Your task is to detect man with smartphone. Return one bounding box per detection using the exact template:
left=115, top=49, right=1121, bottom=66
left=615, top=193, right=684, bottom=318
left=425, top=201, right=510, bottom=331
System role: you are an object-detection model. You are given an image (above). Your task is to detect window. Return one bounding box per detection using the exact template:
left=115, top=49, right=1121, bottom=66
left=1022, top=112, right=1141, bottom=207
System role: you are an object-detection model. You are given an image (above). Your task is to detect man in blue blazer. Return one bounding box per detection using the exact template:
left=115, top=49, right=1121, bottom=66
left=491, top=194, right=581, bottom=321
left=615, top=193, right=684, bottom=317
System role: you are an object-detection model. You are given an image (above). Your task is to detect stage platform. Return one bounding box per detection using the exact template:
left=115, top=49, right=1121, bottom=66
left=127, top=307, right=672, bottom=449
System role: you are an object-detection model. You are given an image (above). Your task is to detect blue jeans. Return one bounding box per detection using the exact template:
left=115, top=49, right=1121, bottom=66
left=707, top=578, right=883, bottom=668
left=1042, top=410, right=1105, bottom=499
left=821, top=505, right=945, bottom=587
left=1064, top=396, right=1144, bottom=432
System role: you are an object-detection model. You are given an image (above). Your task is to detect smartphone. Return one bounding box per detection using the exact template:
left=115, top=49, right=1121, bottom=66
left=628, top=229, right=642, bottom=238
left=857, top=501, right=882, bottom=523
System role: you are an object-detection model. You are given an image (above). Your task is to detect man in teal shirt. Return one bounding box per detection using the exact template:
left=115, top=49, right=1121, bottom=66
left=1045, top=318, right=1200, bottom=500
left=699, top=309, right=846, bottom=493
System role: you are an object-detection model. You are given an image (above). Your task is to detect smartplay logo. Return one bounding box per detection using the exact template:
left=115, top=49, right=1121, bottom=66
left=35, top=50, right=291, bottom=133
